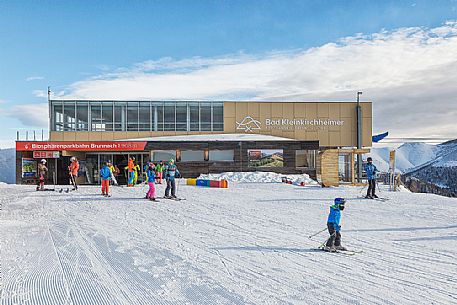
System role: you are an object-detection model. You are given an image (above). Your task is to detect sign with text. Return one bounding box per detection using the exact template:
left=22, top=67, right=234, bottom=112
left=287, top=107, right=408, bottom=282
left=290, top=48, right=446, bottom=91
left=17, top=141, right=148, bottom=151
left=236, top=115, right=345, bottom=133
left=33, top=151, right=60, bottom=159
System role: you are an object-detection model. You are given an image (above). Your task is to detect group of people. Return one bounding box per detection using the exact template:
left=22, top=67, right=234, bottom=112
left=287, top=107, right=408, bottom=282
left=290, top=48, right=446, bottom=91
left=99, top=158, right=181, bottom=200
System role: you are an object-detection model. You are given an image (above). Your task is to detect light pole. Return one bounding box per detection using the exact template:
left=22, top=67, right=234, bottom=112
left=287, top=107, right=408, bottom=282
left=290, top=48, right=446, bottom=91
left=356, top=91, right=363, bottom=182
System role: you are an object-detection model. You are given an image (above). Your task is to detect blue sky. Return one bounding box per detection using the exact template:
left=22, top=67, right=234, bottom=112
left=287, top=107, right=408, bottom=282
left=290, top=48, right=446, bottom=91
left=1, top=0, right=457, bottom=147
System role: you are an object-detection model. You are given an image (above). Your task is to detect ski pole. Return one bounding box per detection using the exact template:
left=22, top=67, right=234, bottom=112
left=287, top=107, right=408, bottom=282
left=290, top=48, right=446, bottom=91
left=308, top=227, right=327, bottom=239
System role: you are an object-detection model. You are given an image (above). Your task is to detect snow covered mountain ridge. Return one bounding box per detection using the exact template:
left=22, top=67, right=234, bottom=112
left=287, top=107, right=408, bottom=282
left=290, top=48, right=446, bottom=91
left=368, top=140, right=457, bottom=173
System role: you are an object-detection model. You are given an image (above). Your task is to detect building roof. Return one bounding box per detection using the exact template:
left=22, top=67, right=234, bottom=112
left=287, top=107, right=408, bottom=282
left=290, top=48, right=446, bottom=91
left=120, top=133, right=296, bottom=142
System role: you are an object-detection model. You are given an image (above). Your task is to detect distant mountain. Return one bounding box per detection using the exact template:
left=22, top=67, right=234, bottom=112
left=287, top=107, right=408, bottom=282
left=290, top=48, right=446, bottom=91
left=368, top=142, right=452, bottom=173
left=369, top=140, right=457, bottom=196
left=0, top=148, right=15, bottom=184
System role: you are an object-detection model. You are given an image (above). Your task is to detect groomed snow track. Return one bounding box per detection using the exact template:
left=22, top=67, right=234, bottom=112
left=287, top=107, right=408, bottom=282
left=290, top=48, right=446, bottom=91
left=1, top=182, right=457, bottom=304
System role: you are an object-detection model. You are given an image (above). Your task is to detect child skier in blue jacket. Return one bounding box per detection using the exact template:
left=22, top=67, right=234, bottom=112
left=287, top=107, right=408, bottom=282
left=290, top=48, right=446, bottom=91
left=100, top=162, right=111, bottom=196
left=324, top=198, right=346, bottom=252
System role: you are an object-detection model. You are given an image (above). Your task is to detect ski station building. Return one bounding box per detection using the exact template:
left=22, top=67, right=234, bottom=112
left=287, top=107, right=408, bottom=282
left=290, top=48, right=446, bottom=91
left=16, top=100, right=372, bottom=186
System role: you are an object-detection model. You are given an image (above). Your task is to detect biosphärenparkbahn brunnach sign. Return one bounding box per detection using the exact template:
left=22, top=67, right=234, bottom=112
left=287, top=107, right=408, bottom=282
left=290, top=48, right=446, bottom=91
left=236, top=116, right=345, bottom=132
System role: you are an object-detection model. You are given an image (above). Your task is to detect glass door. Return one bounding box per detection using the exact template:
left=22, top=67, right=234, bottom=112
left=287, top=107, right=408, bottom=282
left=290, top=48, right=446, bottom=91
left=338, top=154, right=352, bottom=183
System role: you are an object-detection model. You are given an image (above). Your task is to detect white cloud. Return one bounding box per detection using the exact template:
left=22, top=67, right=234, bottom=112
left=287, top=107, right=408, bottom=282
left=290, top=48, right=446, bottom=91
left=32, top=90, right=48, bottom=98
left=26, top=76, right=44, bottom=81
left=56, top=21, right=457, bottom=140
left=6, top=103, right=48, bottom=128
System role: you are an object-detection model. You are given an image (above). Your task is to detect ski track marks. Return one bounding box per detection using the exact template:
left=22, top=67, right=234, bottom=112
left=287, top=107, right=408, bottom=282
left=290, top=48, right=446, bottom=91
left=0, top=183, right=457, bottom=304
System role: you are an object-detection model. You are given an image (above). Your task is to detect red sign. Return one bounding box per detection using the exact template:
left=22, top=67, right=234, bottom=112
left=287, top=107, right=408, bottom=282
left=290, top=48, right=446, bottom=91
left=33, top=151, right=60, bottom=158
left=16, top=141, right=148, bottom=151
left=248, top=150, right=262, bottom=160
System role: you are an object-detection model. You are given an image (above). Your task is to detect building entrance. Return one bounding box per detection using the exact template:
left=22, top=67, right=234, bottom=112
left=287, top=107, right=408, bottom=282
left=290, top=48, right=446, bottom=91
left=84, top=152, right=149, bottom=185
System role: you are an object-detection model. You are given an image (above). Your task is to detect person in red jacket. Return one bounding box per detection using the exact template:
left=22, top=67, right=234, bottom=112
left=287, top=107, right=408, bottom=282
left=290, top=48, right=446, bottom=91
left=68, top=157, right=80, bottom=190
left=127, top=157, right=135, bottom=187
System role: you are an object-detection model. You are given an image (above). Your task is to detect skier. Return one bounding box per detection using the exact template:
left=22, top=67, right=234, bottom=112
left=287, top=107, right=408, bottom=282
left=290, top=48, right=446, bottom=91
left=133, top=162, right=141, bottom=185
left=107, top=160, right=118, bottom=185
left=146, top=162, right=156, bottom=201
left=324, top=197, right=346, bottom=252
left=37, top=159, right=48, bottom=190
left=99, top=161, right=111, bottom=197
left=127, top=157, right=135, bottom=187
left=68, top=157, right=79, bottom=190
left=164, top=159, right=180, bottom=199
left=156, top=161, right=164, bottom=184
left=365, top=157, right=378, bottom=199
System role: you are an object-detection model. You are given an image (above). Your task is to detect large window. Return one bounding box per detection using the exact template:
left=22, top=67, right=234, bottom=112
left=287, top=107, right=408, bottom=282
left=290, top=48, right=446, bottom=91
left=114, top=103, right=126, bottom=131
left=181, top=150, right=205, bottom=162
left=189, top=103, right=199, bottom=131
left=176, top=103, right=187, bottom=131
left=164, top=103, right=175, bottom=131
left=200, top=103, right=212, bottom=131
left=151, top=150, right=176, bottom=162
left=209, top=150, right=234, bottom=161
left=51, top=100, right=224, bottom=132
left=90, top=103, right=102, bottom=131
left=296, top=150, right=316, bottom=169
left=127, top=102, right=139, bottom=131
left=76, top=102, right=89, bottom=131
left=212, top=103, right=224, bottom=131
left=63, top=102, right=76, bottom=131
left=101, top=102, right=113, bottom=131
left=139, top=102, right=151, bottom=131
left=53, top=103, right=64, bottom=131
left=155, top=103, right=164, bottom=131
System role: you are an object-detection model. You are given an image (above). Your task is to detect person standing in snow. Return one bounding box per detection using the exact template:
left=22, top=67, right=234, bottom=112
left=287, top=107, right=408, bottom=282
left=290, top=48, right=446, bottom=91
left=324, top=198, right=346, bottom=252
left=37, top=159, right=48, bottom=190
left=99, top=161, right=111, bottom=197
left=146, top=162, right=156, bottom=201
left=107, top=160, right=118, bottom=186
left=156, top=161, right=164, bottom=184
left=127, top=157, right=135, bottom=187
left=164, top=159, right=180, bottom=199
left=68, top=157, right=79, bottom=190
left=365, top=157, right=378, bottom=199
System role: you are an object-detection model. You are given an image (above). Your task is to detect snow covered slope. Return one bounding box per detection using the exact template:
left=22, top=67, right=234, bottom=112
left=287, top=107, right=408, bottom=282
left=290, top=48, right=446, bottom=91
left=0, top=148, right=15, bottom=184
left=1, top=182, right=456, bottom=304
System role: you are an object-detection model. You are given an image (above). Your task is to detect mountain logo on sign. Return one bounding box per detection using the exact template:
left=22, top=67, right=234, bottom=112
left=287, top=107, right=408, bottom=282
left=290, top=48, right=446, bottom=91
left=236, top=116, right=261, bottom=133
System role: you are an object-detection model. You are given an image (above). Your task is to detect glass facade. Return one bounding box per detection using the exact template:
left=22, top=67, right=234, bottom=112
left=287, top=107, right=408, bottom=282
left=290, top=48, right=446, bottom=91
left=50, top=101, right=224, bottom=132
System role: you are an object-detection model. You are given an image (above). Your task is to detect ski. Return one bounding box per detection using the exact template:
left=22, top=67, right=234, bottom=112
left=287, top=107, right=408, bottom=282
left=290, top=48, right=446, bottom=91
left=358, top=196, right=389, bottom=202
left=317, top=248, right=360, bottom=255
left=157, top=196, right=186, bottom=201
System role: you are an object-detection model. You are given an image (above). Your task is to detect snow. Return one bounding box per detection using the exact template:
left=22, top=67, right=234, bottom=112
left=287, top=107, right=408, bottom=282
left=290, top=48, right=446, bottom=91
left=198, top=171, right=318, bottom=185
left=1, top=182, right=456, bottom=304
left=122, top=133, right=295, bottom=142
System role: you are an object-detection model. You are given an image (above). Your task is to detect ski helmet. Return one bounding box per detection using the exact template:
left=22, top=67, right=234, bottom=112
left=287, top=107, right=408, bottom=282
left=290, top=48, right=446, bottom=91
left=334, top=197, right=346, bottom=210
left=70, top=157, right=76, bottom=162
left=367, top=157, right=373, bottom=162
left=41, top=159, right=46, bottom=164
left=169, top=158, right=174, bottom=164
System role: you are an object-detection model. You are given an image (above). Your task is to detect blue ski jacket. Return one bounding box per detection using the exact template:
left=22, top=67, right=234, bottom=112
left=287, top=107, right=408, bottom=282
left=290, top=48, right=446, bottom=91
left=327, top=205, right=341, bottom=232
left=147, top=168, right=155, bottom=182
left=100, top=166, right=111, bottom=180
left=164, top=164, right=180, bottom=180
left=365, top=163, right=378, bottom=180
